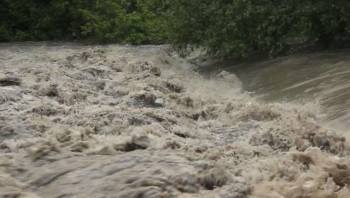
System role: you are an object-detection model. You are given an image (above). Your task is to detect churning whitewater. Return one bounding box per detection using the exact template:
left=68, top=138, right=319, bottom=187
left=0, top=43, right=350, bottom=197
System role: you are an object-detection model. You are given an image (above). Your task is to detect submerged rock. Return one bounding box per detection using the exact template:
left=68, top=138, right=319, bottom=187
left=154, top=98, right=164, bottom=107
left=0, top=73, right=21, bottom=86
left=150, top=66, right=161, bottom=77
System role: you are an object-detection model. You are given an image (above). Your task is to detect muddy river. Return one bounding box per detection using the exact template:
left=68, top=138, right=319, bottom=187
left=200, top=51, right=350, bottom=133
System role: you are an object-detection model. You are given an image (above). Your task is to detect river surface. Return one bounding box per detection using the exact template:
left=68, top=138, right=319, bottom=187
left=199, top=50, right=350, bottom=132
left=2, top=43, right=350, bottom=197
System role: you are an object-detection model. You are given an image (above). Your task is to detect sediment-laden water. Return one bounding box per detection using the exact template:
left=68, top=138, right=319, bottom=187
left=1, top=43, right=350, bottom=197
left=200, top=51, right=350, bottom=134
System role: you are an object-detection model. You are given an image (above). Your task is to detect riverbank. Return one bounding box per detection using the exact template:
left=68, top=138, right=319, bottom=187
left=1, top=44, right=350, bottom=197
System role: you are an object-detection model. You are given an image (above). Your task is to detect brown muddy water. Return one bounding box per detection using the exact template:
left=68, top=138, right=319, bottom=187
left=1, top=43, right=350, bottom=198
left=199, top=51, right=350, bottom=134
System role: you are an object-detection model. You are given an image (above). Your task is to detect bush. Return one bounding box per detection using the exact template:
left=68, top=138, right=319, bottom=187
left=1, top=0, right=350, bottom=57
left=0, top=0, right=168, bottom=44
left=79, top=0, right=167, bottom=44
left=167, top=0, right=350, bottom=57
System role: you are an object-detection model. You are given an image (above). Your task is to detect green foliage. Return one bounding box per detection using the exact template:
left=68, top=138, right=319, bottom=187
left=79, top=0, right=167, bottom=44
left=0, top=0, right=168, bottom=43
left=0, top=0, right=82, bottom=41
left=168, top=0, right=350, bottom=57
left=1, top=0, right=350, bottom=57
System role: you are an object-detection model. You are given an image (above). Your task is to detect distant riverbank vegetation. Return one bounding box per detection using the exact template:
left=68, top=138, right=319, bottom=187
left=1, top=0, right=350, bottom=57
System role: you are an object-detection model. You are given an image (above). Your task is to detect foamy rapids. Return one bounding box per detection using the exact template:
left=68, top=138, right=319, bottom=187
left=0, top=43, right=349, bottom=197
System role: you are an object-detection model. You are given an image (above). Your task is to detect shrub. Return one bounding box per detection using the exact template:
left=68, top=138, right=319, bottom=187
left=167, top=0, right=350, bottom=57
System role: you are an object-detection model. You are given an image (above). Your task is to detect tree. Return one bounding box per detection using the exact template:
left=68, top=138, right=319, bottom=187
left=0, top=0, right=168, bottom=43
left=167, top=0, right=350, bottom=57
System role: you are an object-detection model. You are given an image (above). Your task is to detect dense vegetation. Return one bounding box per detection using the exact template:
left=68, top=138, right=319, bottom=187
left=1, top=0, right=350, bottom=57
left=168, top=0, right=350, bottom=57
left=0, top=0, right=167, bottom=44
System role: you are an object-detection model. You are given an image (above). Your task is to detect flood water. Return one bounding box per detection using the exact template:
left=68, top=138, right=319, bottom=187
left=2, top=44, right=350, bottom=197
left=199, top=50, right=350, bottom=132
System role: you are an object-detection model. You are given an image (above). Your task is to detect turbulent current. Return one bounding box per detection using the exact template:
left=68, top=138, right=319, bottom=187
left=1, top=43, right=350, bottom=198
left=199, top=51, right=350, bottom=134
